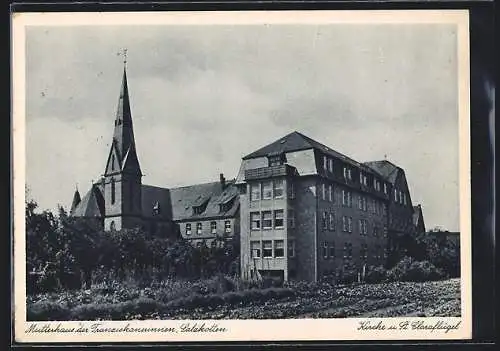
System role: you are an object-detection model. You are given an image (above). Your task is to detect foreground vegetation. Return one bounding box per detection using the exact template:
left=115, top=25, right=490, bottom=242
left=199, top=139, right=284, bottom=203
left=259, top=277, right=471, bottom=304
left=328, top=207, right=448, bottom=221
left=25, top=191, right=461, bottom=320
left=28, top=276, right=460, bottom=320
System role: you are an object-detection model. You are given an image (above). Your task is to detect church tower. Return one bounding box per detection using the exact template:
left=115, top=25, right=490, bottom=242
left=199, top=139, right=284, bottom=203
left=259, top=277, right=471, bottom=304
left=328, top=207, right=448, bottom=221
left=103, top=60, right=143, bottom=231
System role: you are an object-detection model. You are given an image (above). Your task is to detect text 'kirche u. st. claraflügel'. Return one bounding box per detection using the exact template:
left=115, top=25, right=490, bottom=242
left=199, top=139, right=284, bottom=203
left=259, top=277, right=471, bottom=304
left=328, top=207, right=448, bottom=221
left=69, top=64, right=426, bottom=282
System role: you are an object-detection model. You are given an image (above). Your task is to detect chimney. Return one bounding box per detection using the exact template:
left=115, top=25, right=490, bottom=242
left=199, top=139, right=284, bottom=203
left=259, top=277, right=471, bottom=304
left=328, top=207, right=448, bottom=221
left=220, top=173, right=226, bottom=188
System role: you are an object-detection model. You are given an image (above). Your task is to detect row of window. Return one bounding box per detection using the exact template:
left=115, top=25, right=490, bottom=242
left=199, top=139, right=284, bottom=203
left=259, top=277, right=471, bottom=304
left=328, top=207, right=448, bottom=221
left=250, top=180, right=294, bottom=201
left=185, top=220, right=232, bottom=235
left=250, top=239, right=295, bottom=258
left=321, top=241, right=387, bottom=260
left=393, top=188, right=408, bottom=205
left=321, top=155, right=390, bottom=197
left=250, top=210, right=295, bottom=230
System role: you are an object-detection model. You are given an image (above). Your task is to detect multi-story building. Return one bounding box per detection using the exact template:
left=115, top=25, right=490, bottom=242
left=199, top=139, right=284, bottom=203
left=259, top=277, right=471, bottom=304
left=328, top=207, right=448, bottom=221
left=68, top=64, right=423, bottom=280
left=363, top=160, right=419, bottom=253
left=236, top=131, right=396, bottom=282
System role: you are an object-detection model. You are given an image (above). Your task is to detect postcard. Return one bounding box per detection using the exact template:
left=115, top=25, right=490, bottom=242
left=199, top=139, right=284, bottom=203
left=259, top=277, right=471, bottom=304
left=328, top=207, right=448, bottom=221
left=12, top=10, right=471, bottom=342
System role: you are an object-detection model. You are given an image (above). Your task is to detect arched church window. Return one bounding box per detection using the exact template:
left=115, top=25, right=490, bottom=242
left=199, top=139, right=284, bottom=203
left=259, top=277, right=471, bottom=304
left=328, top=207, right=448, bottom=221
left=111, top=178, right=116, bottom=204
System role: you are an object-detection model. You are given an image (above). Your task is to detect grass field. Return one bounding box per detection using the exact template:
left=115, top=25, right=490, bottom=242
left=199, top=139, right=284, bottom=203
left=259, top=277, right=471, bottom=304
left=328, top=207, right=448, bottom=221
left=27, top=278, right=460, bottom=321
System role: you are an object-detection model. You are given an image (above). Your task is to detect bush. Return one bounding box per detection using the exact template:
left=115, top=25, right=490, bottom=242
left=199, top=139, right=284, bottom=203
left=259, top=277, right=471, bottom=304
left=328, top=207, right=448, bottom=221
left=27, top=300, right=71, bottom=321
left=365, top=266, right=388, bottom=284
left=205, top=274, right=236, bottom=294
left=387, top=257, right=445, bottom=282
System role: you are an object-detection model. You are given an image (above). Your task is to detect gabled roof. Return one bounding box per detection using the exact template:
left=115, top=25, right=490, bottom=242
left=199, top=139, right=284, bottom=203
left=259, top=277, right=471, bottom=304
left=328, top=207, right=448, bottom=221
left=72, top=185, right=105, bottom=218
left=413, top=205, right=423, bottom=226
left=242, top=131, right=378, bottom=175
left=169, top=180, right=239, bottom=221
left=70, top=189, right=81, bottom=215
left=363, top=160, right=400, bottom=184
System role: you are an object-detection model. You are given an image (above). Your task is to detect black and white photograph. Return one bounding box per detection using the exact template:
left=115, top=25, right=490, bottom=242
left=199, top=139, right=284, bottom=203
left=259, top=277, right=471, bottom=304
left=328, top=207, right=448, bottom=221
left=13, top=10, right=471, bottom=342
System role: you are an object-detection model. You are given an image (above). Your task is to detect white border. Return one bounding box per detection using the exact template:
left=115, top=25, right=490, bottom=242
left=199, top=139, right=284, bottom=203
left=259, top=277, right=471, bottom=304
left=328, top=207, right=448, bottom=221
left=12, top=10, right=471, bottom=342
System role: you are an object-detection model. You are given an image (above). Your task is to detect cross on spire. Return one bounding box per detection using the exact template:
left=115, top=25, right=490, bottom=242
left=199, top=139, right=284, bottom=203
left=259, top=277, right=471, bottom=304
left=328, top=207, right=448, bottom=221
left=122, top=48, right=128, bottom=67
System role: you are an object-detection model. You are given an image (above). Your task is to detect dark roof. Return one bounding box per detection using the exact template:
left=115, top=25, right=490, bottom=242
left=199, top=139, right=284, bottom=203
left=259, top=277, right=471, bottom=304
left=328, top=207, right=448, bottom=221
left=363, top=160, right=400, bottom=184
left=141, top=184, right=172, bottom=220
left=169, top=180, right=239, bottom=221
left=412, top=205, right=423, bottom=226
left=72, top=185, right=105, bottom=218
left=243, top=131, right=379, bottom=174
left=70, top=189, right=81, bottom=215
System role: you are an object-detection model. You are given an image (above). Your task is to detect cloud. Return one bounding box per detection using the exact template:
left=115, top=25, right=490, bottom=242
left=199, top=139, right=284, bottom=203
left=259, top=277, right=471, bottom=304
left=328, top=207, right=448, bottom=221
left=24, top=23, right=461, bottom=231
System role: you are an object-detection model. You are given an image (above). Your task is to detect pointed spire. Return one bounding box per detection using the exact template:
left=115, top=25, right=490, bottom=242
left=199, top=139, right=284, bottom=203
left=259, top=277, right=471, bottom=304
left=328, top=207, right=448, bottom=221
left=70, top=186, right=81, bottom=215
left=104, top=54, right=142, bottom=177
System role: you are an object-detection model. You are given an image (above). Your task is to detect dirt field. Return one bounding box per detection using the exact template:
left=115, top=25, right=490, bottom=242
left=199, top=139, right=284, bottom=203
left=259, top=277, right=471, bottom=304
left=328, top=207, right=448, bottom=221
left=166, top=278, right=461, bottom=319
left=27, top=278, right=460, bottom=321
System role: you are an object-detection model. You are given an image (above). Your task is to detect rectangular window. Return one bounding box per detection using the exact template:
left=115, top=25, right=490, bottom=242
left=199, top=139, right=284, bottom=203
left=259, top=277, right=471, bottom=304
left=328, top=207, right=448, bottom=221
left=329, top=212, right=335, bottom=231
left=348, top=217, right=353, bottom=233
left=323, top=156, right=328, bottom=171
left=360, top=244, right=368, bottom=260
left=224, top=220, right=231, bottom=233
left=250, top=183, right=261, bottom=201
left=363, top=197, right=367, bottom=211
left=288, top=182, right=295, bottom=199
left=322, top=211, right=328, bottom=230
left=328, top=158, right=334, bottom=172
left=262, top=181, right=273, bottom=199
left=250, top=241, right=261, bottom=258
left=274, top=240, right=284, bottom=257
left=322, top=241, right=328, bottom=258
left=288, top=240, right=295, bottom=257
left=196, top=222, right=202, bottom=235
left=394, top=189, right=398, bottom=201
left=343, top=167, right=348, bottom=179
left=384, top=183, right=388, bottom=194
left=262, top=241, right=273, bottom=257
left=342, top=216, right=348, bottom=232
left=343, top=190, right=351, bottom=206
left=250, top=212, right=261, bottom=230
left=262, top=211, right=272, bottom=229
left=359, top=219, right=363, bottom=235
left=348, top=169, right=352, bottom=180
left=343, top=243, right=353, bottom=259
left=274, top=210, right=284, bottom=228
left=359, top=172, right=363, bottom=184
left=185, top=223, right=191, bottom=235
left=399, top=191, right=403, bottom=204
left=274, top=179, right=284, bottom=198
left=329, top=242, right=335, bottom=258
left=328, top=184, right=333, bottom=202
left=322, top=183, right=326, bottom=200
left=210, top=221, right=217, bottom=234
left=403, top=193, right=407, bottom=205
left=373, top=226, right=379, bottom=237
left=288, top=209, right=295, bottom=228
left=383, top=226, right=388, bottom=238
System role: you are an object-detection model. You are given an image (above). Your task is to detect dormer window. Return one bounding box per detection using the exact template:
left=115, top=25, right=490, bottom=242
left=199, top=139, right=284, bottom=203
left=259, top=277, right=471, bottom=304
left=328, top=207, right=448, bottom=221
left=328, top=158, right=334, bottom=172
left=343, top=167, right=352, bottom=181
left=268, top=153, right=286, bottom=167
left=193, top=197, right=209, bottom=215
left=153, top=201, right=160, bottom=215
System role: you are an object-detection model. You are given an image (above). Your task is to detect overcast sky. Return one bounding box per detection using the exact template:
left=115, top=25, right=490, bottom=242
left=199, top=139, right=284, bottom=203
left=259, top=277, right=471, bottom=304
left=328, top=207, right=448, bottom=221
left=25, top=24, right=460, bottom=231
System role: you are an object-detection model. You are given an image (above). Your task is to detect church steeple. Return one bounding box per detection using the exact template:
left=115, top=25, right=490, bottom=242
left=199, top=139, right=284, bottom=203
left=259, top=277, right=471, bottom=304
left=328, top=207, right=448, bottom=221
left=70, top=186, right=81, bottom=215
left=102, top=53, right=143, bottom=232
left=105, top=59, right=142, bottom=177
